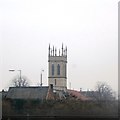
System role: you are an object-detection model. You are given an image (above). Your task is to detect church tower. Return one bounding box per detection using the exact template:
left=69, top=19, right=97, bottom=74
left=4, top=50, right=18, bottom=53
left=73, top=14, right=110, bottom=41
left=48, top=43, right=67, bottom=91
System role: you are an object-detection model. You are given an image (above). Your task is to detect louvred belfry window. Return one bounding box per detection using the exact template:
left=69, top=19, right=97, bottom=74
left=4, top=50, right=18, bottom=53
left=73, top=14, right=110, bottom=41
left=57, top=64, right=60, bottom=75
left=52, top=64, right=54, bottom=75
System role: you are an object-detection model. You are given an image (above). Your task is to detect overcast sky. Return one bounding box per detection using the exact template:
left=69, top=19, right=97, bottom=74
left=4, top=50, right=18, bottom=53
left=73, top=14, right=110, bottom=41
left=0, top=0, right=118, bottom=93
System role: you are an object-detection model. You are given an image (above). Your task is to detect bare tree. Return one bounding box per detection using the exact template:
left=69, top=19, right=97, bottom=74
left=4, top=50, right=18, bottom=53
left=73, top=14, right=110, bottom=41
left=12, top=75, right=29, bottom=87
left=93, top=81, right=115, bottom=101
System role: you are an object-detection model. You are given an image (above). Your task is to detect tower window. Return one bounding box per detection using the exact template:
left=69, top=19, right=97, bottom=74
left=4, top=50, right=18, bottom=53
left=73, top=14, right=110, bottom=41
left=52, top=64, right=54, bottom=75
left=57, top=64, right=60, bottom=75
left=65, top=64, right=66, bottom=77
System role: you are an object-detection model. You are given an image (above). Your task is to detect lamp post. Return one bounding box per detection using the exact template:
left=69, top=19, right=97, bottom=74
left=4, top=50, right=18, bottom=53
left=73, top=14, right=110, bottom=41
left=40, top=70, right=44, bottom=103
left=40, top=70, right=44, bottom=87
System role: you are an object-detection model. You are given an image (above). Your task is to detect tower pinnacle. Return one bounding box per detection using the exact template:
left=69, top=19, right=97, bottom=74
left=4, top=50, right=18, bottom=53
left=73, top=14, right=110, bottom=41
left=49, top=44, right=50, bottom=56
left=62, top=43, right=63, bottom=56
left=66, top=46, right=67, bottom=57
left=53, top=46, right=54, bottom=56
left=55, top=48, right=57, bottom=56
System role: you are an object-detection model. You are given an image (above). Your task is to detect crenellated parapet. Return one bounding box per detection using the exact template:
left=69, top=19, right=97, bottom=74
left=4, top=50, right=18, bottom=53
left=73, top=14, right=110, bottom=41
left=48, top=43, right=67, bottom=57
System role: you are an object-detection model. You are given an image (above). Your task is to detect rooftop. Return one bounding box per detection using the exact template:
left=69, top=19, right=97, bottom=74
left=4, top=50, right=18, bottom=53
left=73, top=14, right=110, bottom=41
left=6, top=86, right=49, bottom=100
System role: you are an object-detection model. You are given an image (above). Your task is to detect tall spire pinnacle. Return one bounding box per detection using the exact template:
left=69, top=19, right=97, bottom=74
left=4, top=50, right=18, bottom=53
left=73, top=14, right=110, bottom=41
left=49, top=44, right=50, bottom=56
left=51, top=49, right=52, bottom=56
left=55, top=48, right=57, bottom=56
left=66, top=46, right=67, bottom=57
left=49, top=44, right=50, bottom=50
left=53, top=46, right=54, bottom=56
left=59, top=49, right=60, bottom=56
left=62, top=43, right=63, bottom=56
left=64, top=49, right=65, bottom=56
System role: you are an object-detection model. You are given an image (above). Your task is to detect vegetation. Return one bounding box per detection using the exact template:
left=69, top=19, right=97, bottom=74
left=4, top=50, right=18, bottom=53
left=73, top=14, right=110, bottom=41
left=93, top=81, right=115, bottom=101
left=12, top=75, right=29, bottom=87
left=2, top=81, right=118, bottom=119
left=2, top=98, right=118, bottom=117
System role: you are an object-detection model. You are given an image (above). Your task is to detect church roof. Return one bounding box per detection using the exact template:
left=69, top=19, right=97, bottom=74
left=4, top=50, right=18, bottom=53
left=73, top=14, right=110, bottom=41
left=67, top=89, right=92, bottom=101
left=6, top=86, right=49, bottom=100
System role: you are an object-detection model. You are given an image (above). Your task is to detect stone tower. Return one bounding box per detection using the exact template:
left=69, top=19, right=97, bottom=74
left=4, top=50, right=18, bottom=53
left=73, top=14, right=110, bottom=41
left=48, top=43, right=67, bottom=91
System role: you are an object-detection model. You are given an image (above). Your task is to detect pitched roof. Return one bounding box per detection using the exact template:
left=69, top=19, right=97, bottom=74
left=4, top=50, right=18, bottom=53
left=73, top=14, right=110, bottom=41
left=67, top=89, right=92, bottom=101
left=6, top=86, right=49, bottom=100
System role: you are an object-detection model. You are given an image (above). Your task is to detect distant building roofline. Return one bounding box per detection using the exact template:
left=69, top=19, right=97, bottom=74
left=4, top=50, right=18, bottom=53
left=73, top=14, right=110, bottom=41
left=9, top=86, right=49, bottom=89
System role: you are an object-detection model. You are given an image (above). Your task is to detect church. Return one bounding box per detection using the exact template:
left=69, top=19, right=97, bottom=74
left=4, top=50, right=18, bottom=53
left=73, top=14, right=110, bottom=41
left=48, top=43, right=67, bottom=91
left=2, top=44, right=91, bottom=101
left=2, top=44, right=68, bottom=100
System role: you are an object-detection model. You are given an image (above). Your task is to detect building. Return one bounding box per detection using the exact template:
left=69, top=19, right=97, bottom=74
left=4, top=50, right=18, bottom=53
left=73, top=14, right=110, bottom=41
left=4, top=84, right=59, bottom=100
left=2, top=43, right=68, bottom=101
left=5, top=86, right=49, bottom=100
left=48, top=43, right=67, bottom=91
left=2, top=43, right=92, bottom=101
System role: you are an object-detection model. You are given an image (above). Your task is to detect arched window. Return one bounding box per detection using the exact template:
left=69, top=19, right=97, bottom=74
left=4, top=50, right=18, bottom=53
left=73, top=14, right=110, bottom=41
left=65, top=64, right=66, bottom=77
left=52, top=64, right=54, bottom=75
left=57, top=64, right=60, bottom=75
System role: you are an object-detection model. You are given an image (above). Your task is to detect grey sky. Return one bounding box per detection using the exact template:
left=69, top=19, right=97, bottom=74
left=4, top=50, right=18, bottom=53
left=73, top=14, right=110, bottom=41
left=0, top=0, right=118, bottom=93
